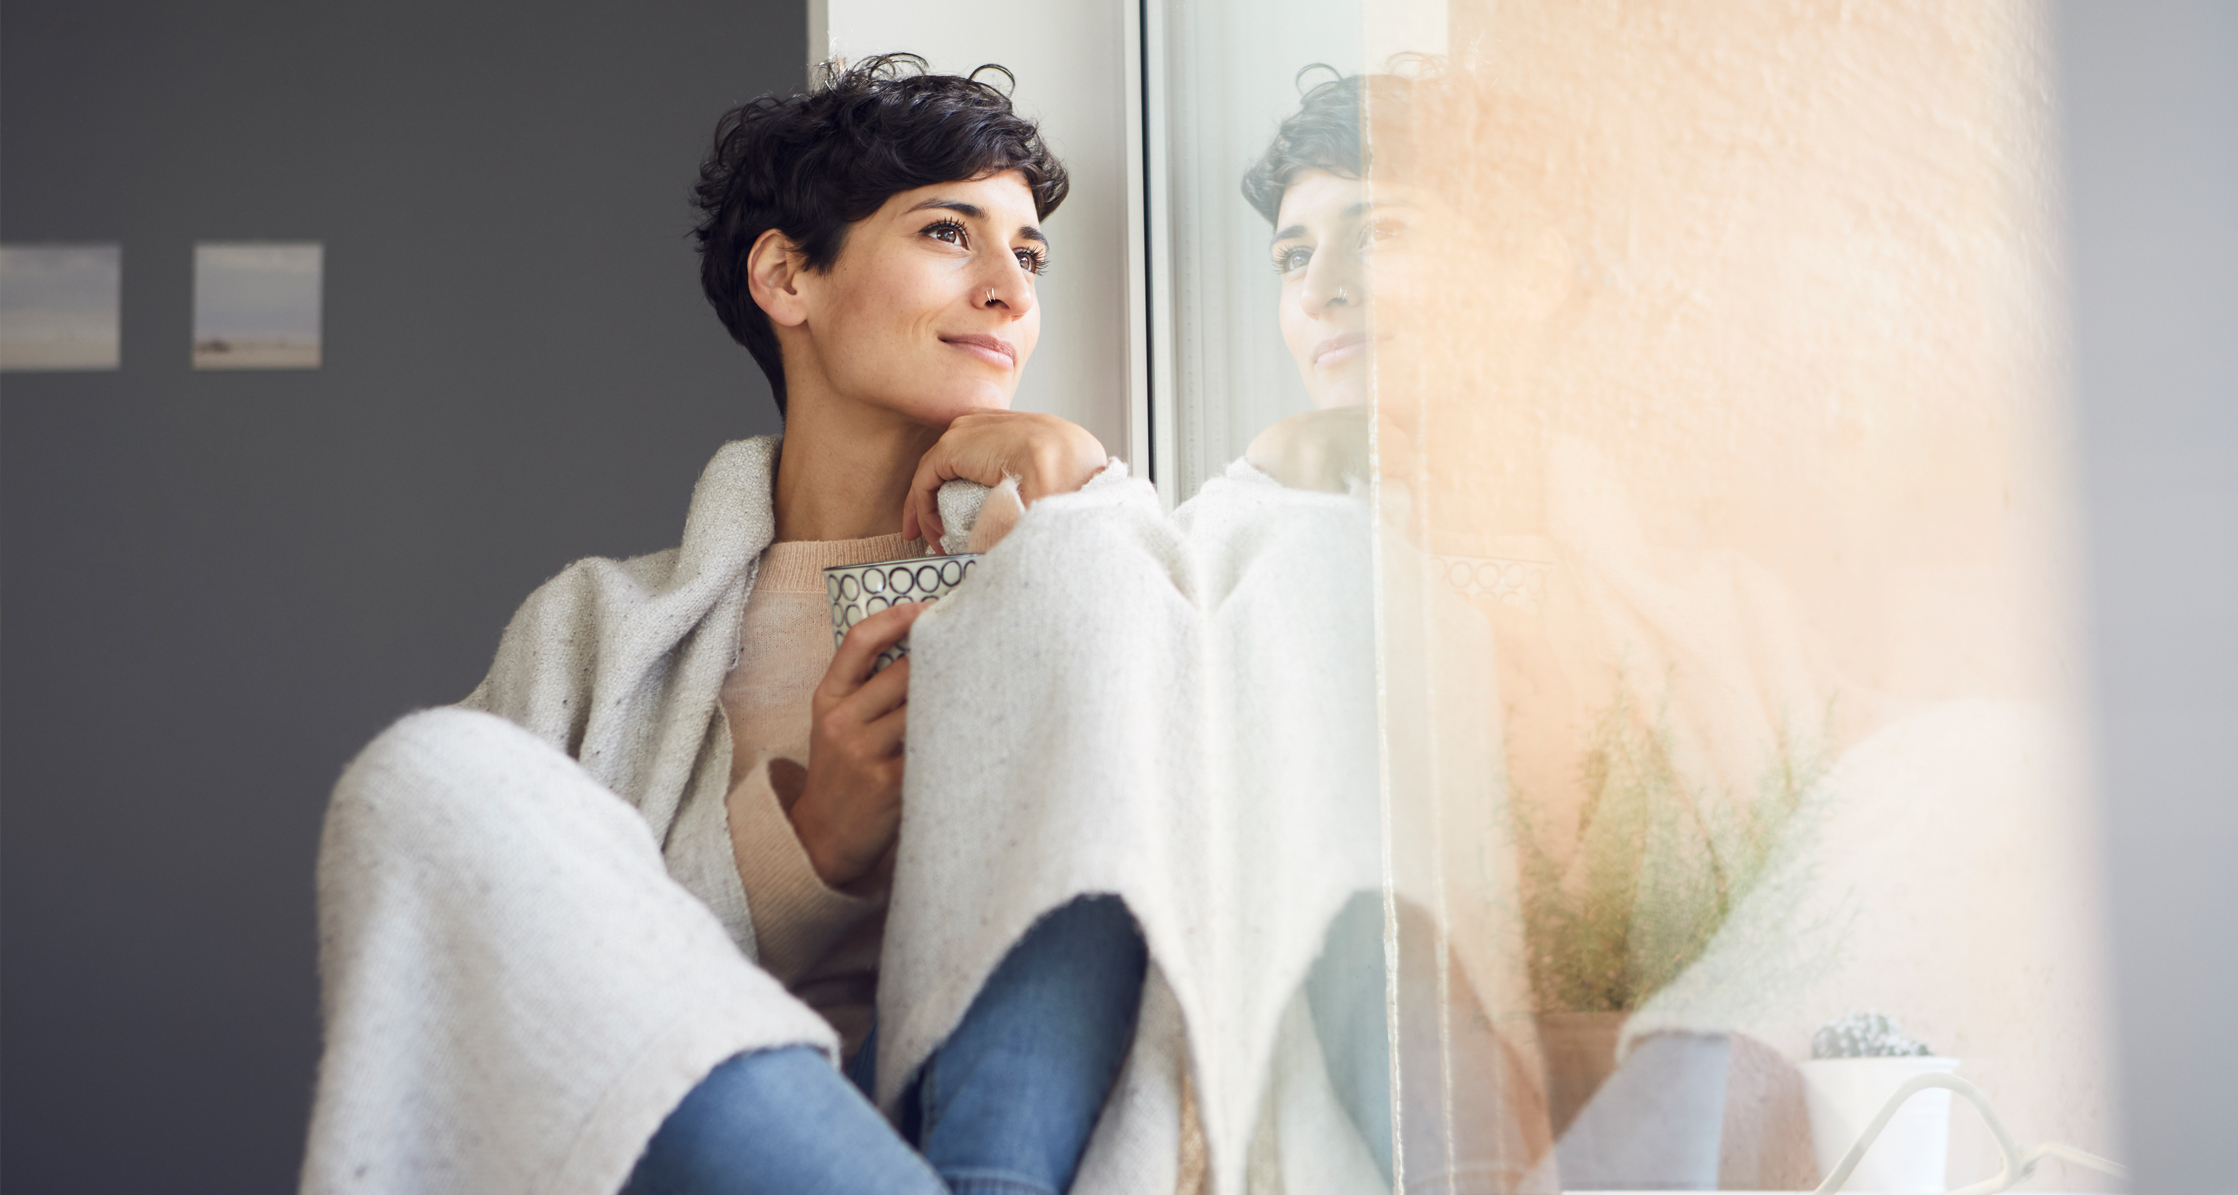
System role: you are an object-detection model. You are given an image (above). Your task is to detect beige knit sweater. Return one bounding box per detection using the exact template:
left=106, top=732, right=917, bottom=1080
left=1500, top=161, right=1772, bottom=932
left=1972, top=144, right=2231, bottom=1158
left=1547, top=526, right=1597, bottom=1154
left=719, top=532, right=919, bottom=1060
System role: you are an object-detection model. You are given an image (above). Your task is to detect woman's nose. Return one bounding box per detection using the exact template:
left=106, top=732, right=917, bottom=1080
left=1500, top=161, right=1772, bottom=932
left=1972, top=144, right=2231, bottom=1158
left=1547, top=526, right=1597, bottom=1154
left=1300, top=251, right=1362, bottom=314
left=976, top=256, right=1037, bottom=319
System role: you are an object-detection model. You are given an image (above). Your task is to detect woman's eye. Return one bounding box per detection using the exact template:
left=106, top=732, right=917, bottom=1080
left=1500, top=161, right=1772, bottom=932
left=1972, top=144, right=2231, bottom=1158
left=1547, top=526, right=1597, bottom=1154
left=925, top=220, right=968, bottom=247
left=1014, top=247, right=1048, bottom=275
left=1363, top=221, right=1404, bottom=247
left=1273, top=246, right=1313, bottom=274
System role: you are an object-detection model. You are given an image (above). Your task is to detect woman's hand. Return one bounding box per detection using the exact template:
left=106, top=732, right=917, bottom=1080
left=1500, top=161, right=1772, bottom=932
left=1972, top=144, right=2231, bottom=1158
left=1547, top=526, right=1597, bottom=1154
left=783, top=601, right=926, bottom=891
left=1244, top=406, right=1371, bottom=493
left=902, top=410, right=1106, bottom=548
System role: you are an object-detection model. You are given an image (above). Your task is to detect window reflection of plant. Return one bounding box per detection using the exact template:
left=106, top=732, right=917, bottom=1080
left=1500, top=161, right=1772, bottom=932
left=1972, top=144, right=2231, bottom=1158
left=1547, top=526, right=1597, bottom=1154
left=1515, top=685, right=1840, bottom=1016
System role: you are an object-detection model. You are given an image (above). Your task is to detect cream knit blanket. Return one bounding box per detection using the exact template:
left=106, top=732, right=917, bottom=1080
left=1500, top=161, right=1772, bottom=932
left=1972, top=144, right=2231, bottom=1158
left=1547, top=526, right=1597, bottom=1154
left=304, top=437, right=1418, bottom=1195
left=304, top=437, right=838, bottom=1195
left=890, top=460, right=1404, bottom=1195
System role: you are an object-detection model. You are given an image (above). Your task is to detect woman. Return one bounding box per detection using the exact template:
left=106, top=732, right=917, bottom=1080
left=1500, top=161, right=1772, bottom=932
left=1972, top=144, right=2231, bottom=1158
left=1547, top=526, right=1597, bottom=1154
left=305, top=57, right=1145, bottom=1195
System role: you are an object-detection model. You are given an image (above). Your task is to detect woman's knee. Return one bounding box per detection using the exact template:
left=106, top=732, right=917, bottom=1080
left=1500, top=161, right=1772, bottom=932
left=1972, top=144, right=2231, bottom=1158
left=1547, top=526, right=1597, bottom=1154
left=1007, top=895, right=1148, bottom=1000
left=629, top=1047, right=945, bottom=1195
left=324, top=707, right=635, bottom=868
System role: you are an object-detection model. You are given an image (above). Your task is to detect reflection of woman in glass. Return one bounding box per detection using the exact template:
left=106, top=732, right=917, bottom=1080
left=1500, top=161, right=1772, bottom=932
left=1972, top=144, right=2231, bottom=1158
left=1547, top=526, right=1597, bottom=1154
left=306, top=57, right=1147, bottom=1195
left=1241, top=69, right=1851, bottom=1194
left=1240, top=70, right=1556, bottom=1194
left=1237, top=72, right=1428, bottom=494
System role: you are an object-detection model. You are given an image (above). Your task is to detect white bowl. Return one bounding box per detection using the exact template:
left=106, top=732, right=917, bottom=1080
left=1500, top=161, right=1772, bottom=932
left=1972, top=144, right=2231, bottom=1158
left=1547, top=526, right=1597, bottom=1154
left=1799, top=1056, right=1962, bottom=1193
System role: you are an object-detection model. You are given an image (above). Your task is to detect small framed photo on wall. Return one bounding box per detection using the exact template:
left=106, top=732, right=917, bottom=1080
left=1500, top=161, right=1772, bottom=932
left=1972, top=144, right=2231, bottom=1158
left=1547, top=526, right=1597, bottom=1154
left=0, top=243, right=123, bottom=371
left=193, top=242, right=322, bottom=369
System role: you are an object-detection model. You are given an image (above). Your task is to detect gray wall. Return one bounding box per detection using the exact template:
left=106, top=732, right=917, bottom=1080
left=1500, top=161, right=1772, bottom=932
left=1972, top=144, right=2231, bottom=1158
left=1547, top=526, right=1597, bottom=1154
left=1, top=1, right=797, bottom=1188
left=2059, top=2, right=2238, bottom=1190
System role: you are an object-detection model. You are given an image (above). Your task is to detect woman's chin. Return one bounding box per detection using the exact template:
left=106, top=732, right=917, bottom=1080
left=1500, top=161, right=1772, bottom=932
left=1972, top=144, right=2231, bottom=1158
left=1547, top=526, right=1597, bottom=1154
left=1313, top=376, right=1373, bottom=410
left=907, top=389, right=1013, bottom=427
left=853, top=373, right=1010, bottom=424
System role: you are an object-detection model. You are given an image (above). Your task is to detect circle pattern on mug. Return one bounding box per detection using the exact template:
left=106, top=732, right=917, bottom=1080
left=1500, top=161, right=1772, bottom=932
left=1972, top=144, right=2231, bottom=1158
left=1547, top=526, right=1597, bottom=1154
left=823, top=553, right=982, bottom=672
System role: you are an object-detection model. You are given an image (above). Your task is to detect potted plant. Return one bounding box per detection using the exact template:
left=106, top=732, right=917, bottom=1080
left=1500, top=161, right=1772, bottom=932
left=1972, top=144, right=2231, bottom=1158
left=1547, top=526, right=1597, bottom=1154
left=1514, top=688, right=1840, bottom=1189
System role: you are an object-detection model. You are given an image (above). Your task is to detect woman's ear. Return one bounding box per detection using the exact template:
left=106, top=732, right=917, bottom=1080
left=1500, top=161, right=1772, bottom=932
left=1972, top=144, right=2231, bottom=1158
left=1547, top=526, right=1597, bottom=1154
left=746, top=229, right=811, bottom=328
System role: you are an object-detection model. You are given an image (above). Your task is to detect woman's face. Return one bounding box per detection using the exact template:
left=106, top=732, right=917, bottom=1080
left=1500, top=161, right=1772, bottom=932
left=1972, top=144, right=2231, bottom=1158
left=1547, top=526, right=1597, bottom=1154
left=790, top=170, right=1046, bottom=425
left=1270, top=168, right=1432, bottom=409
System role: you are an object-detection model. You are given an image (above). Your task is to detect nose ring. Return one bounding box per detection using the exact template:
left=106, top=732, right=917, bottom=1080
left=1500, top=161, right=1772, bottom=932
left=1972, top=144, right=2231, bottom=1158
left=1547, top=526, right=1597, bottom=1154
left=1334, top=284, right=1351, bottom=304
left=983, top=287, right=997, bottom=306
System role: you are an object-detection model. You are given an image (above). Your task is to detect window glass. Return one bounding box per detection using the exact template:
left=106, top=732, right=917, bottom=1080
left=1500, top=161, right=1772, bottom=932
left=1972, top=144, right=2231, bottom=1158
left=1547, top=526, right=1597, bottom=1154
left=1151, top=0, right=2123, bottom=1189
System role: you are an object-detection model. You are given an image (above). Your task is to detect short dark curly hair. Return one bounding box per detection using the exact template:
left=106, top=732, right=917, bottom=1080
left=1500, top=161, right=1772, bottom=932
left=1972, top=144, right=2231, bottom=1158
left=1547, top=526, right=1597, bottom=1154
left=1241, top=69, right=1418, bottom=225
left=692, top=54, right=1069, bottom=415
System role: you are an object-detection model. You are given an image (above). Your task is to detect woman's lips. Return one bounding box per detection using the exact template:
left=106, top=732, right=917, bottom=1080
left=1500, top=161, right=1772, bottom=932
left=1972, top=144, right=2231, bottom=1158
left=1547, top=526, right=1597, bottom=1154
left=942, top=334, right=1017, bottom=369
left=1312, top=331, right=1369, bottom=369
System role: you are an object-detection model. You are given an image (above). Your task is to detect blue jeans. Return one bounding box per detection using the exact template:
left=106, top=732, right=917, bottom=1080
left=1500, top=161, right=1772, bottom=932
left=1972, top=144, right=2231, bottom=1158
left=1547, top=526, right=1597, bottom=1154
left=625, top=895, right=1146, bottom=1195
left=1305, top=892, right=1397, bottom=1183
left=1309, top=891, right=1535, bottom=1195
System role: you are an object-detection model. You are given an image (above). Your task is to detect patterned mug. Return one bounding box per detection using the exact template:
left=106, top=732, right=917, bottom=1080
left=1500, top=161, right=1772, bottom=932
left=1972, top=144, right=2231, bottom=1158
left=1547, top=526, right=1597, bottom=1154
left=823, top=553, right=982, bottom=672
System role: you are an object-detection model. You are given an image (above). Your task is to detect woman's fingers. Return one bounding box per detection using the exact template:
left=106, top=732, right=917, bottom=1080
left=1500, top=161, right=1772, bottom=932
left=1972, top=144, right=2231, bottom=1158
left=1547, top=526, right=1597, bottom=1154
left=903, top=448, right=958, bottom=549
left=899, top=412, right=1109, bottom=552
left=843, top=655, right=911, bottom=726
left=824, top=601, right=926, bottom=695
left=793, top=603, right=926, bottom=891
left=1244, top=406, right=1372, bottom=493
left=861, top=697, right=907, bottom=758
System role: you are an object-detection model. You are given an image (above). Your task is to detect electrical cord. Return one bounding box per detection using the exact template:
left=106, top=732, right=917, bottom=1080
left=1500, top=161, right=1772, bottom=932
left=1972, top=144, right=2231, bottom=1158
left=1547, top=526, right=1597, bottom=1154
left=1811, top=1073, right=2127, bottom=1195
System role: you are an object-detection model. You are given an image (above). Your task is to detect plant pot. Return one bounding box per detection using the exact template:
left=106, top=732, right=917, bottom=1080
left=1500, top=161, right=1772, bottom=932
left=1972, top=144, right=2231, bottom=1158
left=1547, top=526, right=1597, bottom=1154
left=1535, top=1011, right=1628, bottom=1139
left=1539, top=1014, right=1731, bottom=1190
left=1799, top=1056, right=1961, bottom=1193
